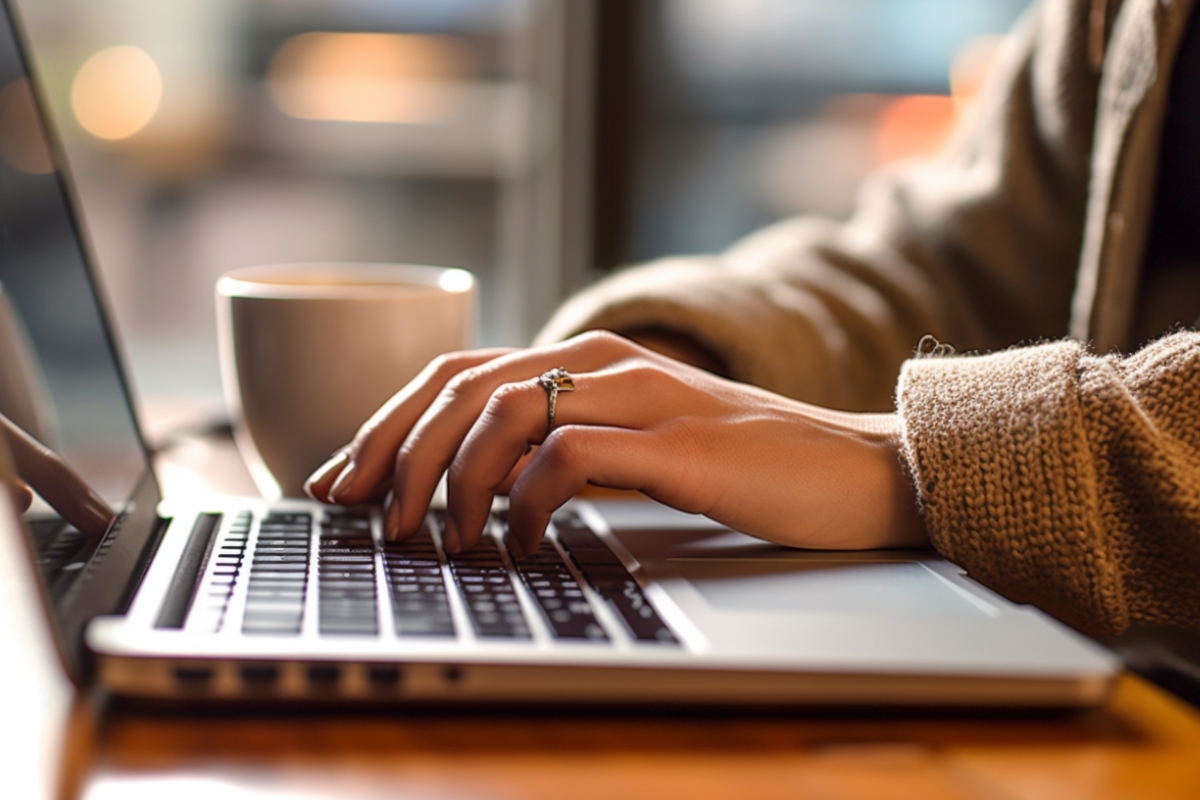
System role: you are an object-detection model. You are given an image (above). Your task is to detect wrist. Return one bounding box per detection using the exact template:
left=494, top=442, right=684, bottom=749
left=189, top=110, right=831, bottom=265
left=831, top=410, right=930, bottom=550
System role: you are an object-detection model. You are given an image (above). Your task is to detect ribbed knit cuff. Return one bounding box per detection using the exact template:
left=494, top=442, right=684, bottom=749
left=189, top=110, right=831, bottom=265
left=895, top=341, right=1124, bottom=637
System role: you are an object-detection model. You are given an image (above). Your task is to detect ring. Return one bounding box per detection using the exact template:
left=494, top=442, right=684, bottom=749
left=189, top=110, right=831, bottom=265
left=537, top=367, right=576, bottom=434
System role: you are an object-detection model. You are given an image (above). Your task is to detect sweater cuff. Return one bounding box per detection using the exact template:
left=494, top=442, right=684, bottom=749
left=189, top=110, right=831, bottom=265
left=895, top=341, right=1124, bottom=637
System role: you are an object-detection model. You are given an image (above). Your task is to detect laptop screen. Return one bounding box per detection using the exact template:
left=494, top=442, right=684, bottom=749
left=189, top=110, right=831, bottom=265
left=0, top=11, right=149, bottom=522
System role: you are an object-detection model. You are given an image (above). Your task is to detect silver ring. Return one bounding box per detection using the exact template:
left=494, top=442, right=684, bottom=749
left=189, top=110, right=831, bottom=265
left=537, top=367, right=576, bottom=434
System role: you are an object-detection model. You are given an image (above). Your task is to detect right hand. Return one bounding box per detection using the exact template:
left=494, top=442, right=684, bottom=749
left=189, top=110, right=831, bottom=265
left=304, top=331, right=927, bottom=557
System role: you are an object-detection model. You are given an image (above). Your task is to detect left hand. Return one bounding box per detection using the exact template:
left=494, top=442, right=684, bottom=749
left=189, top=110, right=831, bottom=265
left=0, top=413, right=113, bottom=537
left=305, top=331, right=928, bottom=556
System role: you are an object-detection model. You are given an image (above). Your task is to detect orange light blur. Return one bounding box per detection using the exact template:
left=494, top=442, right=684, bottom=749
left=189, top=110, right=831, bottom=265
left=71, top=46, right=162, bottom=141
left=874, top=95, right=957, bottom=164
left=871, top=34, right=1007, bottom=165
left=267, top=32, right=474, bottom=124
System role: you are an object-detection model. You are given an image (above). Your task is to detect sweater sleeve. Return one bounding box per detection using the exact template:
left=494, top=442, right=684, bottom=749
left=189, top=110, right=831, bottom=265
left=536, top=0, right=1099, bottom=412
left=896, top=331, right=1200, bottom=639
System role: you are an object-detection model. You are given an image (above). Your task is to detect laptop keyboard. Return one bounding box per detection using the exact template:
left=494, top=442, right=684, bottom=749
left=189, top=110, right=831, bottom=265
left=554, top=513, right=677, bottom=643
left=201, top=511, right=250, bottom=631
left=449, top=534, right=532, bottom=639
left=28, top=518, right=91, bottom=594
left=381, top=532, right=456, bottom=638
left=513, top=538, right=607, bottom=641
left=185, top=507, right=677, bottom=646
left=242, top=513, right=311, bottom=635
left=318, top=513, right=379, bottom=636
left=382, top=532, right=455, bottom=637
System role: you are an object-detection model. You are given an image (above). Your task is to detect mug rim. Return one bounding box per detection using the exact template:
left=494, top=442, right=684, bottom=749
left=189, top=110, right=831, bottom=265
left=216, top=262, right=475, bottom=300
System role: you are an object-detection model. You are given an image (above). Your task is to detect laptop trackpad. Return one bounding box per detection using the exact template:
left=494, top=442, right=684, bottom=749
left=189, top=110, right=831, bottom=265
left=602, top=518, right=992, bottom=619
left=670, top=559, right=985, bottom=617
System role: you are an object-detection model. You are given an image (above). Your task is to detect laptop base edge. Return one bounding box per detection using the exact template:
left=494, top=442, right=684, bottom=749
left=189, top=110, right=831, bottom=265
left=97, top=653, right=1116, bottom=709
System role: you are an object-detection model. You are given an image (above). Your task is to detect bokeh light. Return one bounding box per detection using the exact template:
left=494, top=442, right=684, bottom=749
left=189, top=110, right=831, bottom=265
left=872, top=34, right=1006, bottom=164
left=266, top=32, right=473, bottom=124
left=437, top=268, right=475, bottom=293
left=71, top=46, right=162, bottom=141
left=874, top=94, right=957, bottom=163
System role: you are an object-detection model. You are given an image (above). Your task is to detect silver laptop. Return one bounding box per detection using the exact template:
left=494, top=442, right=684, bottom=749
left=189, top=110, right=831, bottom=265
left=0, top=1, right=1117, bottom=708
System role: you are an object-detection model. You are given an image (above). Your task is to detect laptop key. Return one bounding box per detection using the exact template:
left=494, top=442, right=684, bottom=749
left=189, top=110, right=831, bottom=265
left=510, top=540, right=608, bottom=641
left=243, top=513, right=312, bottom=635
left=382, top=524, right=455, bottom=637
left=586, top=575, right=676, bottom=643
left=447, top=533, right=530, bottom=640
left=552, top=514, right=603, bottom=549
left=190, top=511, right=251, bottom=632
left=318, top=513, right=378, bottom=637
left=31, top=522, right=96, bottom=598
left=552, top=514, right=678, bottom=645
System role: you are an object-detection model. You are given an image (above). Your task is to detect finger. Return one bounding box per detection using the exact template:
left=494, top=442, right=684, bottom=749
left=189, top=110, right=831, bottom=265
left=303, top=447, right=350, bottom=501
left=494, top=447, right=535, bottom=495
left=505, top=425, right=666, bottom=557
left=7, top=479, right=32, bottom=513
left=330, top=466, right=393, bottom=507
left=441, top=367, right=664, bottom=552
left=385, top=330, right=641, bottom=540
left=0, top=415, right=113, bottom=537
left=385, top=495, right=404, bottom=544
left=306, top=348, right=517, bottom=504
left=365, top=471, right=394, bottom=504
left=321, top=348, right=516, bottom=503
left=320, top=330, right=683, bottom=503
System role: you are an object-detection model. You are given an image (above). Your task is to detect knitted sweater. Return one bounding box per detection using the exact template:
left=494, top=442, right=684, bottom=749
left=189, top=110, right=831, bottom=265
left=536, top=0, right=1200, bottom=639
left=898, top=334, right=1200, bottom=638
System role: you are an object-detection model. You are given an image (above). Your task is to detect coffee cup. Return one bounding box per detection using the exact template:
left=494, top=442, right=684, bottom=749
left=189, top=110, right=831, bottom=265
left=216, top=263, right=476, bottom=498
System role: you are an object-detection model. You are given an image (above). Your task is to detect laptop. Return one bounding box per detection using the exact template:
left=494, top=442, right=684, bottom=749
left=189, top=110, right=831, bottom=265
left=0, top=1, right=1118, bottom=708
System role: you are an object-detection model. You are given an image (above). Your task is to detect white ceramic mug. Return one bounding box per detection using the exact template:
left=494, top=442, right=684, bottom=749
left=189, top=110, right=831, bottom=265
left=216, top=263, right=476, bottom=498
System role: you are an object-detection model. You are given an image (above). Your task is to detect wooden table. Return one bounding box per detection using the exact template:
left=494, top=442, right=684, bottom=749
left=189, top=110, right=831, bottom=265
left=5, top=432, right=1200, bottom=800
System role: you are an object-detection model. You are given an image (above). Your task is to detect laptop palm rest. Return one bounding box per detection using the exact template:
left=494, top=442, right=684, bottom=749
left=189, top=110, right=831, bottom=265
left=592, top=501, right=1032, bottom=662
left=610, top=526, right=991, bottom=619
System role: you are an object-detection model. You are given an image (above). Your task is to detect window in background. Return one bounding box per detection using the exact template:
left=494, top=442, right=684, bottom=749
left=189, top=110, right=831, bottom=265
left=11, top=0, right=1035, bottom=422
left=15, top=0, right=584, bottom=421
left=608, top=0, right=1035, bottom=265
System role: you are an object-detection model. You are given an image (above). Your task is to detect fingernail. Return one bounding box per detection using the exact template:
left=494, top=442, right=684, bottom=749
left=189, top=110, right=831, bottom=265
left=305, top=449, right=350, bottom=500
left=329, top=459, right=358, bottom=503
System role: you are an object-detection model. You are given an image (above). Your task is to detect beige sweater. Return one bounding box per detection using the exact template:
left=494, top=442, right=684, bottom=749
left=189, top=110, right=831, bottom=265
left=536, top=0, right=1200, bottom=639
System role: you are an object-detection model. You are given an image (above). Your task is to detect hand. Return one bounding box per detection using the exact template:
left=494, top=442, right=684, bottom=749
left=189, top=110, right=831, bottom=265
left=0, top=413, right=113, bottom=537
left=305, top=331, right=928, bottom=555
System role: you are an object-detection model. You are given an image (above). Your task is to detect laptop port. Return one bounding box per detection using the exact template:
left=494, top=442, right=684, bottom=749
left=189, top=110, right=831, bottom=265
left=366, top=665, right=403, bottom=690
left=306, top=664, right=340, bottom=689
left=173, top=665, right=214, bottom=689
left=240, top=664, right=280, bottom=689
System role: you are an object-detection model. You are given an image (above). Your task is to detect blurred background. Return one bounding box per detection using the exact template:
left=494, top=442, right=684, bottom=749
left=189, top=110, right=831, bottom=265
left=13, top=0, right=1034, bottom=422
